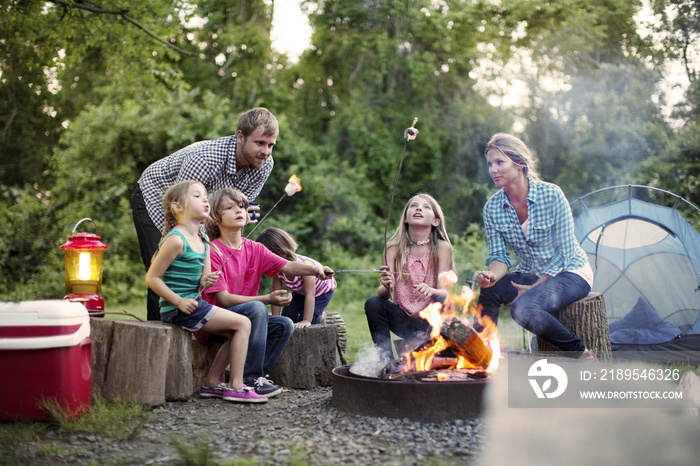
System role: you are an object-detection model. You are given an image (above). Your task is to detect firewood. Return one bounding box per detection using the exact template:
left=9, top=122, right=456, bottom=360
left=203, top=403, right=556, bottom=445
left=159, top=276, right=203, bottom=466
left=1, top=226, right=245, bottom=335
left=440, top=318, right=492, bottom=369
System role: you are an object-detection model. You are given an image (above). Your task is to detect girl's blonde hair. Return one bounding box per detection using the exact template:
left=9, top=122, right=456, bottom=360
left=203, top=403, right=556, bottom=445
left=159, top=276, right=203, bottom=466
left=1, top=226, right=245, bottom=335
left=205, top=188, right=249, bottom=240
left=256, top=228, right=298, bottom=261
left=485, top=133, right=540, bottom=180
left=161, top=180, right=206, bottom=240
left=388, top=193, right=454, bottom=283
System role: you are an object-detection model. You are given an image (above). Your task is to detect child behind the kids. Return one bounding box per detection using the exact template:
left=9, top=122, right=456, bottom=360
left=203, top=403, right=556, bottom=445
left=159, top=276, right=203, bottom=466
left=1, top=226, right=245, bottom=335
left=256, top=227, right=337, bottom=329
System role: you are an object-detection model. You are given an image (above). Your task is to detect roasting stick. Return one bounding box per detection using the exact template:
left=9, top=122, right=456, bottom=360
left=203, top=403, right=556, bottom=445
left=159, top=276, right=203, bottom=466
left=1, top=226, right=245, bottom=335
left=332, top=269, right=436, bottom=278
left=382, top=118, right=420, bottom=300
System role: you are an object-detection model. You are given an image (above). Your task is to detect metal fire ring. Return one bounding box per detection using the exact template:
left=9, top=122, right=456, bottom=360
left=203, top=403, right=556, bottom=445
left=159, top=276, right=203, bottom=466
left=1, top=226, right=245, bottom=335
left=331, top=365, right=488, bottom=423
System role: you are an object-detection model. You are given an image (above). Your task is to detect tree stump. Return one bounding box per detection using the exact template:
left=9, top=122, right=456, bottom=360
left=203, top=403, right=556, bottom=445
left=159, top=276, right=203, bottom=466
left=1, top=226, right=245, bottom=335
left=325, top=311, right=347, bottom=362
left=537, top=292, right=612, bottom=360
left=161, top=323, right=194, bottom=401
left=98, top=320, right=171, bottom=406
left=268, top=325, right=341, bottom=388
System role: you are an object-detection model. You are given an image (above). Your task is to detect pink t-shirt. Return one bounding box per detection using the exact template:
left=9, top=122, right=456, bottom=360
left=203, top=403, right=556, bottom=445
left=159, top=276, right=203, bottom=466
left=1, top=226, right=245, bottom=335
left=393, top=249, right=437, bottom=317
left=276, top=254, right=337, bottom=296
left=203, top=238, right=288, bottom=306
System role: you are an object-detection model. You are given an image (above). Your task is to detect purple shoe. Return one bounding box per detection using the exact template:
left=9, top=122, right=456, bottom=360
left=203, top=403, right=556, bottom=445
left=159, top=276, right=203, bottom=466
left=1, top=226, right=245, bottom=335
left=200, top=382, right=226, bottom=398
left=222, top=384, right=268, bottom=403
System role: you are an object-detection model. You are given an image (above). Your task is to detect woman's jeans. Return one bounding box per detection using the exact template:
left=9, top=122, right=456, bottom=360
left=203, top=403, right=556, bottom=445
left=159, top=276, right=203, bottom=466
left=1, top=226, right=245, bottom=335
left=365, top=295, right=443, bottom=362
left=476, top=272, right=591, bottom=353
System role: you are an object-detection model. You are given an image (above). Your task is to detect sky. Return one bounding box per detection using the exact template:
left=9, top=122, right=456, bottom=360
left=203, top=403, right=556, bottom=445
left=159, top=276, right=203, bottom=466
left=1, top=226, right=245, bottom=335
left=271, top=0, right=313, bottom=62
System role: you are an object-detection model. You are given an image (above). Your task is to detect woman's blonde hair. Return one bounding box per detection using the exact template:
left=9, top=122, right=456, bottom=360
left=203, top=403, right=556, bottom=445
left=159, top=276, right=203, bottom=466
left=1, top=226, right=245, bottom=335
left=485, top=133, right=540, bottom=180
left=161, top=180, right=206, bottom=240
left=205, top=188, right=249, bottom=240
left=388, top=193, right=454, bottom=283
left=256, top=228, right=298, bottom=261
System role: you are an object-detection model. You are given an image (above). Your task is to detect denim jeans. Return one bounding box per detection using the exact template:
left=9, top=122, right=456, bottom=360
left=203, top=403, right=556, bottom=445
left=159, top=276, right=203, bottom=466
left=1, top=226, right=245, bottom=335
left=365, top=295, right=440, bottom=362
left=476, top=272, right=591, bottom=353
left=227, top=301, right=294, bottom=383
left=282, top=290, right=335, bottom=324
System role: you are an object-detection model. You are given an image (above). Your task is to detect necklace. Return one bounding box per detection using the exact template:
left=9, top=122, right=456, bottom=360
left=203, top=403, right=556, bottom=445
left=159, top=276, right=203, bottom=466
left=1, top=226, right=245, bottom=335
left=409, top=238, right=430, bottom=246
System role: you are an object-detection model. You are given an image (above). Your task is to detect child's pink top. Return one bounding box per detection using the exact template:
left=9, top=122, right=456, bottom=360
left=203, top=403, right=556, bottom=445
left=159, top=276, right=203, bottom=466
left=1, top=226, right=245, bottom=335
left=275, top=254, right=337, bottom=296
left=393, top=249, right=437, bottom=317
left=203, top=238, right=288, bottom=306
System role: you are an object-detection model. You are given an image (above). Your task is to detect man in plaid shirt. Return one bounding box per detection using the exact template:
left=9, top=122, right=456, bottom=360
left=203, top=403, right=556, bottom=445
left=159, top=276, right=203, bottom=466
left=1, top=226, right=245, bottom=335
left=132, top=107, right=278, bottom=320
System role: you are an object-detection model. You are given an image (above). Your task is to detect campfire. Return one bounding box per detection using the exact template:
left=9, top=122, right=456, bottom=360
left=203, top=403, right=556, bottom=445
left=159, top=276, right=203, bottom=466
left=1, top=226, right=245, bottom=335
left=379, top=271, right=501, bottom=381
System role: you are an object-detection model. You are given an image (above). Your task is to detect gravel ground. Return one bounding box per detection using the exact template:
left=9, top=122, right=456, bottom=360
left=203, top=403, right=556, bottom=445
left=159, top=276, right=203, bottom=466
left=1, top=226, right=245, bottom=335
left=8, top=387, right=485, bottom=465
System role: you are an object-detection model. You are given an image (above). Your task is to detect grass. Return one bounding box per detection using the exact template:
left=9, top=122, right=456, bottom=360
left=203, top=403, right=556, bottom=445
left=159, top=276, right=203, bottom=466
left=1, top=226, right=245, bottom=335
left=0, top=394, right=151, bottom=461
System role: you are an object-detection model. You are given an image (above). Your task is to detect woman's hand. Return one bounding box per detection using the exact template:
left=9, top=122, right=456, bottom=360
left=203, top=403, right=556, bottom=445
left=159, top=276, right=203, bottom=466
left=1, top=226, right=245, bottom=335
left=200, top=271, right=220, bottom=289
left=177, top=298, right=198, bottom=315
left=477, top=271, right=498, bottom=289
left=507, top=282, right=533, bottom=305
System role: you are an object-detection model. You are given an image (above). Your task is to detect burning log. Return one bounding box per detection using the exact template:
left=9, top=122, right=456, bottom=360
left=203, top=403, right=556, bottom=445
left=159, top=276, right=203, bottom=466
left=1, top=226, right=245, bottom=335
left=439, top=318, right=492, bottom=369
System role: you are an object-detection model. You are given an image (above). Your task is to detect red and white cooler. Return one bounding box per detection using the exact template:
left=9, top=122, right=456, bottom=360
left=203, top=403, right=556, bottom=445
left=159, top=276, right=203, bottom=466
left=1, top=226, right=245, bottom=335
left=0, top=300, right=92, bottom=420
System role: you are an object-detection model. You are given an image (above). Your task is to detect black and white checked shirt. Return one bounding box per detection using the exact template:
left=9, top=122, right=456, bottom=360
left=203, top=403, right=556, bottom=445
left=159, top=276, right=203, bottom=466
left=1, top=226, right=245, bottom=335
left=138, top=135, right=273, bottom=232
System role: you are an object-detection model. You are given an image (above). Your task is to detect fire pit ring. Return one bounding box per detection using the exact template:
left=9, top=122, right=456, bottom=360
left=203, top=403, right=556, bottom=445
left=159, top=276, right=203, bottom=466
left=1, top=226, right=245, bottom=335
left=332, top=365, right=489, bottom=423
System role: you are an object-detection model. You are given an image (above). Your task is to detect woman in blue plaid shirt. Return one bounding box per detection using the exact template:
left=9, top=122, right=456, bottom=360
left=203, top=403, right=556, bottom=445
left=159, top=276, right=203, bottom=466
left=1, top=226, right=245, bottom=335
left=475, top=133, right=597, bottom=360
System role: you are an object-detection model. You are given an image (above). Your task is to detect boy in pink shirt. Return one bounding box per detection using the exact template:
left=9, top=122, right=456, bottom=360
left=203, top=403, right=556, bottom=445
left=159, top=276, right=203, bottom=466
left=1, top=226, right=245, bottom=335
left=203, top=188, right=333, bottom=397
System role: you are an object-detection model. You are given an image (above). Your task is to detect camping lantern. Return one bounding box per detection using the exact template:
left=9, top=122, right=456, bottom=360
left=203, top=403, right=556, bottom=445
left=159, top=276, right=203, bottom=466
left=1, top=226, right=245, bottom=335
left=60, top=218, right=108, bottom=314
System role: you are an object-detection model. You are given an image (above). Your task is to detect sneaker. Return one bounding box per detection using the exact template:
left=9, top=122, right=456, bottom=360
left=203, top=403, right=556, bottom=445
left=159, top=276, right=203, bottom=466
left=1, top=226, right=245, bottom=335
left=200, top=382, right=226, bottom=398
left=578, top=348, right=599, bottom=361
left=222, top=384, right=268, bottom=403
left=251, top=377, right=283, bottom=398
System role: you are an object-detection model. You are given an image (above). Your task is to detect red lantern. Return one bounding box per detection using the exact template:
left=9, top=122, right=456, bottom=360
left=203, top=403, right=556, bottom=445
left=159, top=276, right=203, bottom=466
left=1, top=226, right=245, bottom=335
left=60, top=218, right=108, bottom=315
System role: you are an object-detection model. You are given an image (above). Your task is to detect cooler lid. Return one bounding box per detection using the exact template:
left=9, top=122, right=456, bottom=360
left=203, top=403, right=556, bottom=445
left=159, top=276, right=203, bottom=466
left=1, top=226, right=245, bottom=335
left=0, top=300, right=90, bottom=349
left=0, top=300, right=89, bottom=326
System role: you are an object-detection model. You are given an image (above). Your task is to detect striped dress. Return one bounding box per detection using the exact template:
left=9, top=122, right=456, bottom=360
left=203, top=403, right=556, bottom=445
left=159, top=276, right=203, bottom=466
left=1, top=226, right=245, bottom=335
left=275, top=254, right=337, bottom=296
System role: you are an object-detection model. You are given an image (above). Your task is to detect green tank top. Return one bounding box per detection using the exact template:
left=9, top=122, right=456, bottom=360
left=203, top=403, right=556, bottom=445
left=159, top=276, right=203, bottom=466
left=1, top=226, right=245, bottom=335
left=159, top=230, right=208, bottom=314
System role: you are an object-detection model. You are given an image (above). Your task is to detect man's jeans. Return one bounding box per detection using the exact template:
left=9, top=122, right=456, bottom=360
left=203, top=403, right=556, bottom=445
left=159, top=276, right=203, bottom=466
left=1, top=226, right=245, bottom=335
left=476, top=272, right=591, bottom=353
left=227, top=301, right=294, bottom=383
left=131, top=185, right=163, bottom=322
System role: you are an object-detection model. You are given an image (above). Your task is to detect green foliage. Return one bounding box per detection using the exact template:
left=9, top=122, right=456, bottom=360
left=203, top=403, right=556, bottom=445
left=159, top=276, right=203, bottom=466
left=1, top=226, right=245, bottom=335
left=170, top=432, right=219, bottom=466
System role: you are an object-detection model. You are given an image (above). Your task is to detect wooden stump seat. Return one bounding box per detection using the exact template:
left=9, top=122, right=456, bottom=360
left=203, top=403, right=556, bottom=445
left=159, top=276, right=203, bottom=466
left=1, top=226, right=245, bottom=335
left=91, top=319, right=190, bottom=406
left=268, top=324, right=343, bottom=389
left=536, top=292, right=612, bottom=360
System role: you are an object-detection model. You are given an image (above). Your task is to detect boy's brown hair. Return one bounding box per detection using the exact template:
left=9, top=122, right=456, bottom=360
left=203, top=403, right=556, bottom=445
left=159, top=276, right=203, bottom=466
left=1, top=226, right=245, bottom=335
left=205, top=188, right=249, bottom=240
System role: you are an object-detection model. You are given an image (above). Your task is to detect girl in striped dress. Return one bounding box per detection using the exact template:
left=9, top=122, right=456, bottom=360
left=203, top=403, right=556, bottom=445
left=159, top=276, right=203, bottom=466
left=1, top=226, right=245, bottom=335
left=257, top=228, right=337, bottom=328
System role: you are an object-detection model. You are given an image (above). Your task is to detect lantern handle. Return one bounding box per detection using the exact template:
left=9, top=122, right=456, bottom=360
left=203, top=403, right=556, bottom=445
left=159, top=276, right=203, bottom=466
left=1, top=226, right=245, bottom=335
left=72, top=218, right=98, bottom=235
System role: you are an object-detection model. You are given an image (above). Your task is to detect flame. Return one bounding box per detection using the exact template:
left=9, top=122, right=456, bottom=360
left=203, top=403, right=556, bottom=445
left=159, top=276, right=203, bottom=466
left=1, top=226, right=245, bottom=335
left=284, top=174, right=302, bottom=196
left=400, top=275, right=502, bottom=376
